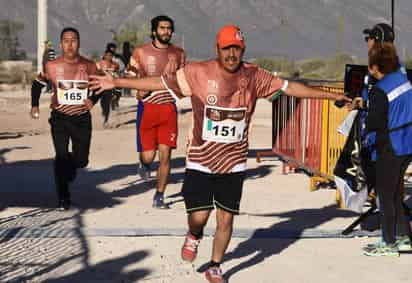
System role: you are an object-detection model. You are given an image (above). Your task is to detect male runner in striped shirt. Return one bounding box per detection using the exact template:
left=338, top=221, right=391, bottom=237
left=31, top=27, right=100, bottom=210
left=90, top=24, right=351, bottom=283
left=127, top=15, right=186, bottom=209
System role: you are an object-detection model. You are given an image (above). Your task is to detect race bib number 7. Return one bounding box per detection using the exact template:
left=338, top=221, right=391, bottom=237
left=202, top=106, right=247, bottom=143
left=57, top=80, right=88, bottom=105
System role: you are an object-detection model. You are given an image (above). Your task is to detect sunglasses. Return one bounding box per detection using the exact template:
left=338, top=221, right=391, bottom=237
left=206, top=108, right=245, bottom=122
left=58, top=81, right=88, bottom=90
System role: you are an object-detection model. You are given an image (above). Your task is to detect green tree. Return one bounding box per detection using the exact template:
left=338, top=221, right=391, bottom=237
left=404, top=50, right=412, bottom=69
left=404, top=60, right=412, bottom=70
left=0, top=20, right=26, bottom=60
left=298, top=58, right=326, bottom=75
left=295, top=53, right=357, bottom=80
left=324, top=53, right=355, bottom=80
left=89, top=50, right=100, bottom=61
left=111, top=24, right=150, bottom=50
left=252, top=56, right=296, bottom=76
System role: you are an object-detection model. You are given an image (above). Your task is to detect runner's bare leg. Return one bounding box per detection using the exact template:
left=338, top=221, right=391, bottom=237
left=156, top=144, right=171, bottom=193
left=140, top=150, right=156, bottom=166
left=188, top=209, right=211, bottom=236
left=212, top=208, right=234, bottom=262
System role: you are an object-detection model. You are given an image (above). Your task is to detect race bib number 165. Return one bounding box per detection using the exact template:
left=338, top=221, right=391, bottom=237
left=57, top=80, right=88, bottom=105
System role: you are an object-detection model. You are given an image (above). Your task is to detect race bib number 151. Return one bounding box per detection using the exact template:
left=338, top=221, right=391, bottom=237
left=202, top=106, right=247, bottom=143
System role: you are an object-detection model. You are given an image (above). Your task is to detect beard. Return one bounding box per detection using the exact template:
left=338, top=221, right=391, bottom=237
left=155, top=32, right=171, bottom=45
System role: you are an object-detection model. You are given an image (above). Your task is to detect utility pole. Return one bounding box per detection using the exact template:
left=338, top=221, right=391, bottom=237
left=279, top=16, right=288, bottom=72
left=280, top=17, right=288, bottom=57
left=337, top=13, right=345, bottom=54
left=37, top=0, right=47, bottom=73
left=391, top=0, right=395, bottom=31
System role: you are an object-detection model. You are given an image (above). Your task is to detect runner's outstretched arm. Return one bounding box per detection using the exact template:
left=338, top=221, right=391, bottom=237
left=285, top=81, right=351, bottom=103
left=89, top=73, right=165, bottom=94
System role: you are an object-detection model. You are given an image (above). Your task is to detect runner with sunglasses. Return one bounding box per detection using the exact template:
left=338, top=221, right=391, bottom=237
left=30, top=27, right=100, bottom=210
left=127, top=15, right=186, bottom=209
left=90, top=24, right=351, bottom=282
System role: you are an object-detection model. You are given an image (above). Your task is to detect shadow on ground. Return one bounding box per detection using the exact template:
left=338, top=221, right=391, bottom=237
left=0, top=145, right=279, bottom=282
left=197, top=204, right=357, bottom=281
left=0, top=208, right=152, bottom=282
left=0, top=153, right=188, bottom=211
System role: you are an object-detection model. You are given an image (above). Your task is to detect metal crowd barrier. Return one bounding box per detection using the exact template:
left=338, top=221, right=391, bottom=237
left=256, top=82, right=347, bottom=192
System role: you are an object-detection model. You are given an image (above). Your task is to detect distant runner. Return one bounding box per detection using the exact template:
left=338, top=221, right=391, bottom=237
left=90, top=24, right=350, bottom=283
left=31, top=27, right=100, bottom=210
left=96, top=48, right=120, bottom=128
left=127, top=15, right=186, bottom=209
left=106, top=42, right=125, bottom=109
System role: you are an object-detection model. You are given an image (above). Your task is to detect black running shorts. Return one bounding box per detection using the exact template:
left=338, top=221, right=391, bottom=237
left=182, top=169, right=245, bottom=214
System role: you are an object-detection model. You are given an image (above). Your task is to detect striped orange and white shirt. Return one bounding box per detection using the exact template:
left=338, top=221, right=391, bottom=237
left=45, top=56, right=97, bottom=116
left=162, top=59, right=288, bottom=174
left=128, top=42, right=186, bottom=104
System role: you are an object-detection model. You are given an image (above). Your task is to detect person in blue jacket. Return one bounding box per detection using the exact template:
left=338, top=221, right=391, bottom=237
left=359, top=23, right=396, bottom=187
left=363, top=42, right=412, bottom=256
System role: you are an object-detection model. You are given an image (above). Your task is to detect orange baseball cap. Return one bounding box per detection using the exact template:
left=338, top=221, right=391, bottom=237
left=216, top=24, right=245, bottom=49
